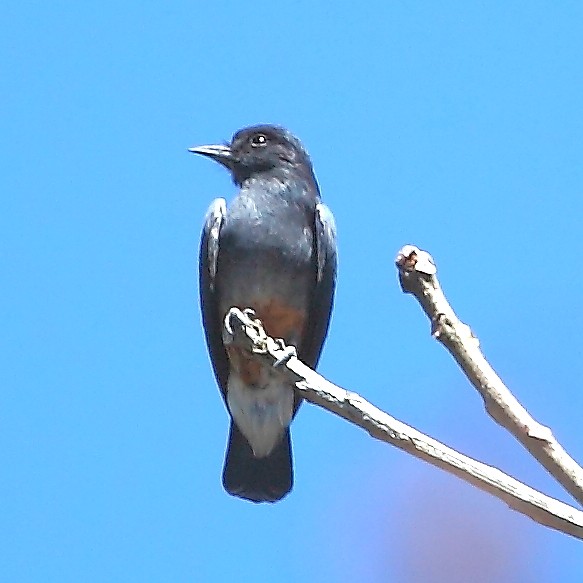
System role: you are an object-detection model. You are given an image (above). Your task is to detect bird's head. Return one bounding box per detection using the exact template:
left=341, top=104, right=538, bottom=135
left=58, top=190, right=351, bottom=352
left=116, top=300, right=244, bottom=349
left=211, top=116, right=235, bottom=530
left=189, top=125, right=315, bottom=186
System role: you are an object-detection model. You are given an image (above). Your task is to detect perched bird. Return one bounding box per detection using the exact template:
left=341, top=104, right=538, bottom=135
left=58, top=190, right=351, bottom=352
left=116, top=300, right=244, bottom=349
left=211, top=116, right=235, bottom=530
left=190, top=125, right=337, bottom=503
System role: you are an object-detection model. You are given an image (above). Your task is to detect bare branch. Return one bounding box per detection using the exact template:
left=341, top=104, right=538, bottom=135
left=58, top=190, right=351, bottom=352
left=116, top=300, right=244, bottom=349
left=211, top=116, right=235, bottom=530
left=395, top=244, right=583, bottom=506
left=224, top=307, right=583, bottom=541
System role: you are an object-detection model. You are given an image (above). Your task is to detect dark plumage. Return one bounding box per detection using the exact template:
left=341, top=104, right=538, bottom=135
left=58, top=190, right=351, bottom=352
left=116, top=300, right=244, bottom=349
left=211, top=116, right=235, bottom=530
left=191, top=125, right=337, bottom=502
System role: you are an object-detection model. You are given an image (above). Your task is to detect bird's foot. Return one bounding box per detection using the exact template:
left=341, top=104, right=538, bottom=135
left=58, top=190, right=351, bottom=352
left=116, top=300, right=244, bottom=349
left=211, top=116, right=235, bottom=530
left=273, top=340, right=297, bottom=367
left=240, top=308, right=269, bottom=345
left=223, top=310, right=236, bottom=345
left=224, top=308, right=253, bottom=345
left=242, top=307, right=257, bottom=321
left=223, top=307, right=270, bottom=353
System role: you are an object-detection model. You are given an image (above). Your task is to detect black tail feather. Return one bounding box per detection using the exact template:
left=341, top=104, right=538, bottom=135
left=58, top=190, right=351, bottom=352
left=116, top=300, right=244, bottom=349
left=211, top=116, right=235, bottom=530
left=222, top=423, right=293, bottom=503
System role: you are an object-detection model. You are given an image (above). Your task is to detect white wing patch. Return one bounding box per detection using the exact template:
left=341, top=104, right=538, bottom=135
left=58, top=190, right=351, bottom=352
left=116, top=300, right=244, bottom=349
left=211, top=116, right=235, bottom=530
left=315, top=203, right=337, bottom=283
left=204, top=198, right=226, bottom=290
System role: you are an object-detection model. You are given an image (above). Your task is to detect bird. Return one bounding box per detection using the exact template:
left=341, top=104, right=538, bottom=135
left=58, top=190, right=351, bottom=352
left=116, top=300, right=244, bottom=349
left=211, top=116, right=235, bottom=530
left=190, top=124, right=337, bottom=503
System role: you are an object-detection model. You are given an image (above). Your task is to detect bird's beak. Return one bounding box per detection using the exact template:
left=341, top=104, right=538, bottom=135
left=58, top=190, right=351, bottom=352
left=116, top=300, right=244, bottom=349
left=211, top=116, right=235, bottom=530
left=188, top=144, right=234, bottom=168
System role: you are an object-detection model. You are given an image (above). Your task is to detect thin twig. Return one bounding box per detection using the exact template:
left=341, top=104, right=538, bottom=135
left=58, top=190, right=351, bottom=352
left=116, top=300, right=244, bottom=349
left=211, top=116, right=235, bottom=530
left=224, top=307, right=583, bottom=541
left=395, top=244, right=583, bottom=507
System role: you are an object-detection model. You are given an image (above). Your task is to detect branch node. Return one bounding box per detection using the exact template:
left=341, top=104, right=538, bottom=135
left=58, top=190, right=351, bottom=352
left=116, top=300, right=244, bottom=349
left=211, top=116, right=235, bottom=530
left=527, top=423, right=554, bottom=443
left=396, top=245, right=437, bottom=274
left=396, top=245, right=437, bottom=294
left=431, top=313, right=448, bottom=338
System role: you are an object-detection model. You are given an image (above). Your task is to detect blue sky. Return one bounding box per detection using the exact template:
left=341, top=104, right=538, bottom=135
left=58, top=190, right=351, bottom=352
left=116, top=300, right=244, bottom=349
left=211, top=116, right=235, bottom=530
left=2, top=2, right=583, bottom=581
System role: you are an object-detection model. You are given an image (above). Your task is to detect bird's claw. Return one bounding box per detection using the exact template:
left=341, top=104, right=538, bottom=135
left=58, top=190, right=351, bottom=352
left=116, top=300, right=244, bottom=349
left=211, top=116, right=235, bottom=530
left=242, top=308, right=257, bottom=320
left=224, top=307, right=256, bottom=344
left=223, top=309, right=238, bottom=345
left=273, top=341, right=297, bottom=367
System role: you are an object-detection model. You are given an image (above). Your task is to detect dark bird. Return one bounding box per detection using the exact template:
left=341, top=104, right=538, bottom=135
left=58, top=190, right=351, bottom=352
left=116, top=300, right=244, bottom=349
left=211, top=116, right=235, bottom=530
left=190, top=125, right=337, bottom=503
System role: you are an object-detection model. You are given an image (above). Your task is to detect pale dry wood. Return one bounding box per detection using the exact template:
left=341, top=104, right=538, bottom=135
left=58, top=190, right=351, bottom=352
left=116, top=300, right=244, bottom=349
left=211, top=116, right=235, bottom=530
left=395, top=245, right=583, bottom=506
left=224, top=307, right=583, bottom=541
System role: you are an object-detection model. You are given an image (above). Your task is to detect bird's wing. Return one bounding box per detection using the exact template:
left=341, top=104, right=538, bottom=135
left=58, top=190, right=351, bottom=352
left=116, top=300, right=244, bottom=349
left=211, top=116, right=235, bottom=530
left=300, top=202, right=338, bottom=368
left=199, top=198, right=229, bottom=399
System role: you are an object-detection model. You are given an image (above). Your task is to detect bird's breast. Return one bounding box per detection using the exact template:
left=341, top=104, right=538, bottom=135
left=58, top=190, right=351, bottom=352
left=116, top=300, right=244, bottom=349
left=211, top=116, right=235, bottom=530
left=216, top=192, right=315, bottom=359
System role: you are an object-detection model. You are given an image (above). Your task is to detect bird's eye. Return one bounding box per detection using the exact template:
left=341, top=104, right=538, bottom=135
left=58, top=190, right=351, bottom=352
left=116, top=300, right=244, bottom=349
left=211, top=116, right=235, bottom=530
left=251, top=134, right=268, bottom=147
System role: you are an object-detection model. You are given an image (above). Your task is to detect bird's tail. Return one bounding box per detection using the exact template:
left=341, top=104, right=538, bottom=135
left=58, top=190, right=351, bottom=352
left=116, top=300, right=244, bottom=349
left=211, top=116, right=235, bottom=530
left=222, top=422, right=293, bottom=503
